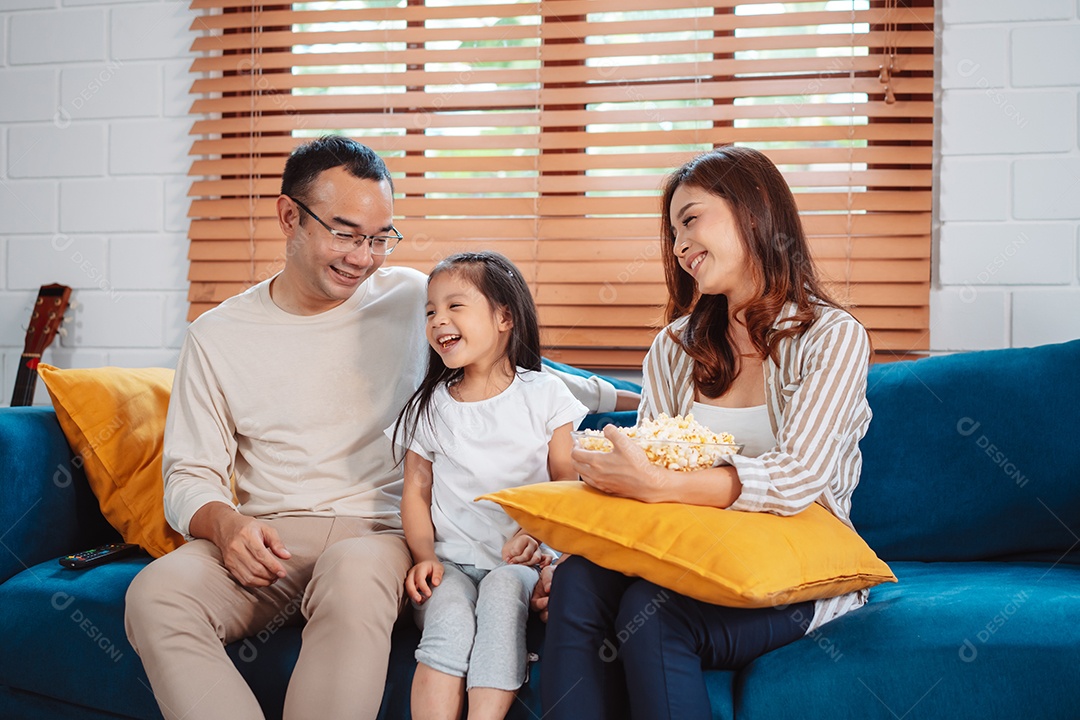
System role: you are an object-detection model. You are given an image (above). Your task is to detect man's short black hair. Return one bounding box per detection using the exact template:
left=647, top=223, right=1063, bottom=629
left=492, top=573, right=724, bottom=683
left=280, top=135, right=393, bottom=203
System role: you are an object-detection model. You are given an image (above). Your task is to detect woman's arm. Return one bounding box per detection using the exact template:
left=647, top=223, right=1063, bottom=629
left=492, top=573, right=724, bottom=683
left=573, top=425, right=743, bottom=508
left=726, top=317, right=871, bottom=516
left=578, top=314, right=871, bottom=513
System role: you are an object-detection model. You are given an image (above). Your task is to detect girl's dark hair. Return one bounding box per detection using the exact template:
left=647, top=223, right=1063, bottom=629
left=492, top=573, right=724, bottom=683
left=280, top=135, right=393, bottom=203
left=660, top=145, right=840, bottom=399
left=392, top=251, right=542, bottom=460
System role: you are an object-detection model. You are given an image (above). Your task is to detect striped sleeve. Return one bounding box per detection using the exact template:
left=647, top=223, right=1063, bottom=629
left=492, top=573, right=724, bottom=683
left=639, top=319, right=695, bottom=422
left=727, top=314, right=871, bottom=517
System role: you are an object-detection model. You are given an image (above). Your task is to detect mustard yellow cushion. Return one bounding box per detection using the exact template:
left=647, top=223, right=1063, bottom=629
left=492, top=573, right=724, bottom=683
left=38, top=364, right=184, bottom=558
left=480, top=482, right=895, bottom=608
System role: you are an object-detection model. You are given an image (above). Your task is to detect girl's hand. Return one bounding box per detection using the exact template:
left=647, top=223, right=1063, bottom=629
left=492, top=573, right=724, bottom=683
left=572, top=425, right=669, bottom=503
left=503, top=533, right=542, bottom=565
left=405, top=560, right=444, bottom=604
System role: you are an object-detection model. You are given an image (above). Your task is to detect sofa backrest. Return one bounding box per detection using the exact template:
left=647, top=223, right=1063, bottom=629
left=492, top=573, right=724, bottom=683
left=0, top=407, right=119, bottom=583
left=851, top=339, right=1080, bottom=563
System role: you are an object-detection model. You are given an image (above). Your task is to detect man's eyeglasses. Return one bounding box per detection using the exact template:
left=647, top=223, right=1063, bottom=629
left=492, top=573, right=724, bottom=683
left=288, top=196, right=403, bottom=256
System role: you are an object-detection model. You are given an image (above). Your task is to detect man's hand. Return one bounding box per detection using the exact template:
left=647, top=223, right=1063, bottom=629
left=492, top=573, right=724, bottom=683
left=405, top=560, right=444, bottom=604
left=530, top=564, right=556, bottom=622
left=189, top=502, right=291, bottom=587
left=503, top=533, right=542, bottom=565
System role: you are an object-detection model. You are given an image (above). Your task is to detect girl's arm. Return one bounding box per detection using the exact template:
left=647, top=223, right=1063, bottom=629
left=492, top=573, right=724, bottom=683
left=505, top=421, right=579, bottom=566
left=547, top=421, right=578, bottom=483
left=401, top=450, right=442, bottom=602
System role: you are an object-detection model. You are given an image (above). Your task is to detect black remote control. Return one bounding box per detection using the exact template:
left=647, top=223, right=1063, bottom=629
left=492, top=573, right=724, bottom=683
left=59, top=543, right=139, bottom=569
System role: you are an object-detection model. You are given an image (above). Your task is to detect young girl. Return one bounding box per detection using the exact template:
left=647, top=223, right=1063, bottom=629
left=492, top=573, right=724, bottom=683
left=389, top=251, right=587, bottom=720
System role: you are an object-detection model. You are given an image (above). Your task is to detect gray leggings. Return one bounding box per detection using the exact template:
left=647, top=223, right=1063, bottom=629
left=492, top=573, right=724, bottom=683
left=412, top=561, right=539, bottom=691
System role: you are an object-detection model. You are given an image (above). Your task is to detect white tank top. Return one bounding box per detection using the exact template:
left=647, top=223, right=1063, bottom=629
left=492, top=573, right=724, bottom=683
left=690, top=401, right=776, bottom=458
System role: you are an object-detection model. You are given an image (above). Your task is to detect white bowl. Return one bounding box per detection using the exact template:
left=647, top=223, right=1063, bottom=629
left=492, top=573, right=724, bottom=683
left=572, top=430, right=744, bottom=471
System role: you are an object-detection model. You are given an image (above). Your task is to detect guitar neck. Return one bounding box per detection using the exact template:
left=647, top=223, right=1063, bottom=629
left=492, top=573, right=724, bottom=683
left=11, top=354, right=41, bottom=407
left=11, top=283, right=72, bottom=407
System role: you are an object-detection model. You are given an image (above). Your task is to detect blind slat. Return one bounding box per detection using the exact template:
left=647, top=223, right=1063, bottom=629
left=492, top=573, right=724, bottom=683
left=190, top=77, right=935, bottom=115
left=188, top=123, right=934, bottom=156
left=191, top=55, right=935, bottom=94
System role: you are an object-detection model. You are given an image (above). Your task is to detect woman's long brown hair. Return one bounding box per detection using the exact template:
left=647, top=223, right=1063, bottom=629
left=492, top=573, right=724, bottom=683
left=660, top=145, right=840, bottom=399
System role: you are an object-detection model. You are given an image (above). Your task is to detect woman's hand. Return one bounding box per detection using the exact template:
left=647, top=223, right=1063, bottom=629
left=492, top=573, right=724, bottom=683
left=572, top=425, right=670, bottom=503
left=405, top=559, right=444, bottom=604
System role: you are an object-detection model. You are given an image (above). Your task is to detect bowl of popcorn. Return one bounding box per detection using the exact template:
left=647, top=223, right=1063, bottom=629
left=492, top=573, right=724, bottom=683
left=572, top=413, right=743, bottom=472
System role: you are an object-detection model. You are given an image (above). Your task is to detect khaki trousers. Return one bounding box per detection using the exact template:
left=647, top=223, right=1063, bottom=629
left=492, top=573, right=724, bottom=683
left=124, top=516, right=412, bottom=720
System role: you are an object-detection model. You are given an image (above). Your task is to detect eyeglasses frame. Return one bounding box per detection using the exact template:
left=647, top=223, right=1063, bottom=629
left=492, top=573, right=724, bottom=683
left=287, top=195, right=403, bottom=256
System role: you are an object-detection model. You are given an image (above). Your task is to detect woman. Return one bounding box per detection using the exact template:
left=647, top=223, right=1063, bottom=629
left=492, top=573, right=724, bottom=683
left=540, top=146, right=873, bottom=719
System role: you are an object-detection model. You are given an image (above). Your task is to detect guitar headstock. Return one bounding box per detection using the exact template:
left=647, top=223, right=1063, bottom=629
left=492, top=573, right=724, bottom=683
left=23, top=283, right=73, bottom=356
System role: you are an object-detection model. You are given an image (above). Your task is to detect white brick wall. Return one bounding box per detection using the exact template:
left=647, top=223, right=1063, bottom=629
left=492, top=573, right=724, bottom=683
left=8, top=123, right=107, bottom=178
left=935, top=0, right=1080, bottom=351
left=9, top=9, right=107, bottom=65
left=3, top=0, right=1079, bottom=408
left=1, top=0, right=189, bottom=405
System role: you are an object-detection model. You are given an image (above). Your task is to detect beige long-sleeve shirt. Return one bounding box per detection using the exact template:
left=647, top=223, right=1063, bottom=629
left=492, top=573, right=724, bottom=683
left=162, top=268, right=429, bottom=537
left=640, top=301, right=873, bottom=632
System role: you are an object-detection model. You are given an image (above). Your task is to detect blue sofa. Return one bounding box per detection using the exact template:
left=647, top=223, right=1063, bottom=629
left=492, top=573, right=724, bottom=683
left=1, top=342, right=1078, bottom=719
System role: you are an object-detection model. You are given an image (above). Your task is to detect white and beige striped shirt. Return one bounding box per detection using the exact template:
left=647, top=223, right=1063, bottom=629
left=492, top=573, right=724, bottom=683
left=640, top=301, right=873, bottom=633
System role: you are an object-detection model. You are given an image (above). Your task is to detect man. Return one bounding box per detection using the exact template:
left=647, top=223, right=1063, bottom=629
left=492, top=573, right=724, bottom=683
left=125, top=136, right=429, bottom=719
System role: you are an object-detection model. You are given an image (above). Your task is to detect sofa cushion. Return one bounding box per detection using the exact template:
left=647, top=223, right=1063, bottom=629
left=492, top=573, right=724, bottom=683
left=735, top=561, right=1080, bottom=720
left=0, top=556, right=404, bottom=720
left=483, top=482, right=895, bottom=607
left=37, top=364, right=184, bottom=558
left=0, top=686, right=138, bottom=720
left=0, top=553, right=554, bottom=720
left=0, top=555, right=162, bottom=719
left=853, top=339, right=1080, bottom=562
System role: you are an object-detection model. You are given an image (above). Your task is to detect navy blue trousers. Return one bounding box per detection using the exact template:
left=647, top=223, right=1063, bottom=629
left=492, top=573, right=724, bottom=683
left=540, top=556, right=814, bottom=720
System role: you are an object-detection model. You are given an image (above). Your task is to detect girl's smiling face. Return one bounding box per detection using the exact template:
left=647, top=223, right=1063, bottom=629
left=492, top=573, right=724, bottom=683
left=669, top=183, right=754, bottom=308
left=425, top=270, right=512, bottom=371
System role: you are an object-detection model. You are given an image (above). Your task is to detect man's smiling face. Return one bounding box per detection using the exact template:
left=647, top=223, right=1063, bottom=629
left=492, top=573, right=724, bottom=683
left=279, top=165, right=395, bottom=314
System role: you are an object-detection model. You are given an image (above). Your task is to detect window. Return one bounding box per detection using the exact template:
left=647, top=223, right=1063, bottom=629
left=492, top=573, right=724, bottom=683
left=188, top=0, right=934, bottom=366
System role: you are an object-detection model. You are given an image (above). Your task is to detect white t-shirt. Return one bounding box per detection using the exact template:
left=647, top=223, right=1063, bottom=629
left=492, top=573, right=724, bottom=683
left=691, top=402, right=777, bottom=458
left=392, top=369, right=588, bottom=569
left=163, top=267, right=429, bottom=537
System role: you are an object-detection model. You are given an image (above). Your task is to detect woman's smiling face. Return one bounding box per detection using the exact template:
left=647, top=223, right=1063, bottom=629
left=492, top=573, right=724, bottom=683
left=669, top=183, right=754, bottom=307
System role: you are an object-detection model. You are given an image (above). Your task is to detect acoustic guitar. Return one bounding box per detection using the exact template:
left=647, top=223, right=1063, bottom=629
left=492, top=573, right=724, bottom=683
left=11, top=283, right=72, bottom=407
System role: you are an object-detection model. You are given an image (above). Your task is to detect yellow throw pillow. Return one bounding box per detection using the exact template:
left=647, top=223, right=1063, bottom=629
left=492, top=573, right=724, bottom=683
left=480, top=482, right=895, bottom=608
left=38, top=364, right=184, bottom=558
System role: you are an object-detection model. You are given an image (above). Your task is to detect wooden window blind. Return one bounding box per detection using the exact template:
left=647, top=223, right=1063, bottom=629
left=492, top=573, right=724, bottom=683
left=187, top=0, right=934, bottom=367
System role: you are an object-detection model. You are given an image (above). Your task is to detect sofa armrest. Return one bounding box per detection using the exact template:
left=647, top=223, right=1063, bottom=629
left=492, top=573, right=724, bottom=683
left=0, top=407, right=119, bottom=583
